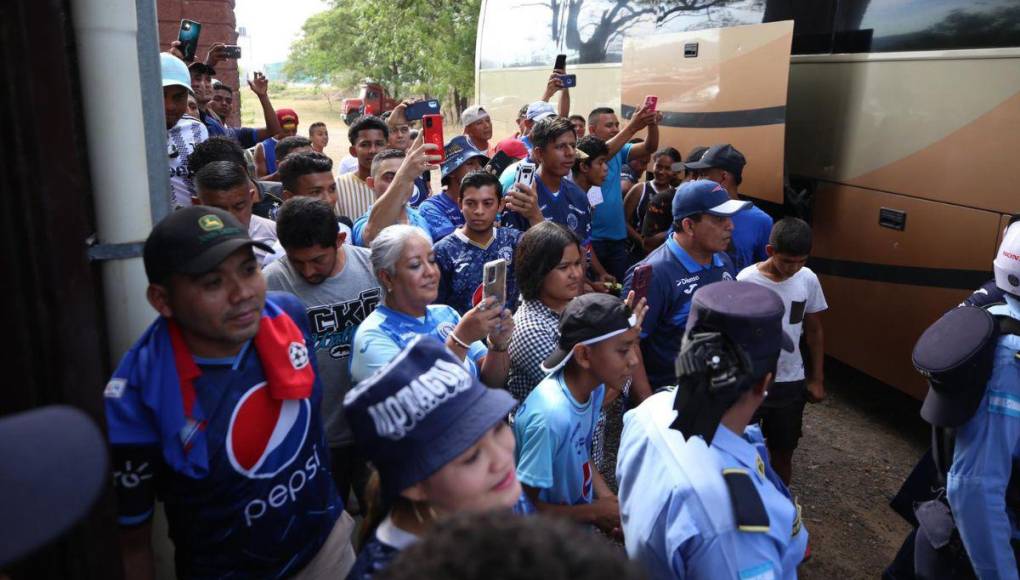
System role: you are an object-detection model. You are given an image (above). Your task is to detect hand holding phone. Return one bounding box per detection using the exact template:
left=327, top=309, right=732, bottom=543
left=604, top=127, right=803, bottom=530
left=631, top=264, right=653, bottom=303
left=405, top=100, right=441, bottom=122
left=483, top=259, right=508, bottom=308
left=558, top=74, right=577, bottom=88
left=177, top=19, right=202, bottom=62
left=222, top=45, right=242, bottom=59
left=554, top=53, right=567, bottom=72
left=644, top=95, right=658, bottom=113
left=422, top=114, right=445, bottom=162
left=513, top=162, right=537, bottom=192
left=485, top=150, right=515, bottom=177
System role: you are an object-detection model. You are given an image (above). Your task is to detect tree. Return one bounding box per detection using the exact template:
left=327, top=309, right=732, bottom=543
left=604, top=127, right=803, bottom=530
left=284, top=0, right=481, bottom=120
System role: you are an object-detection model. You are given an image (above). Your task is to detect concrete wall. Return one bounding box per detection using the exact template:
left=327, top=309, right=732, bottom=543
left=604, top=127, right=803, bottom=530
left=157, top=0, right=241, bottom=126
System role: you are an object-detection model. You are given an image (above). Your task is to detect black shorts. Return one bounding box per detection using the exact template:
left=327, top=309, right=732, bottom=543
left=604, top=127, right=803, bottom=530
left=754, top=380, right=806, bottom=451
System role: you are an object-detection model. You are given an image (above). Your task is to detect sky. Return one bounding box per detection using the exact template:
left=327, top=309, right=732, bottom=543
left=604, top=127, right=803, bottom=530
left=235, top=0, right=329, bottom=72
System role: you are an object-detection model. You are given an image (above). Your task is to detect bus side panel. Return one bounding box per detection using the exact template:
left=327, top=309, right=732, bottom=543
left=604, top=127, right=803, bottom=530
left=621, top=21, right=793, bottom=204
left=787, top=55, right=1020, bottom=214
left=811, top=182, right=1001, bottom=398
left=477, top=66, right=621, bottom=146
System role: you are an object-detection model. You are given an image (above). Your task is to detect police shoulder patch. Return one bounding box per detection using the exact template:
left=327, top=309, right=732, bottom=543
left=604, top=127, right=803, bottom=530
left=722, top=467, right=770, bottom=533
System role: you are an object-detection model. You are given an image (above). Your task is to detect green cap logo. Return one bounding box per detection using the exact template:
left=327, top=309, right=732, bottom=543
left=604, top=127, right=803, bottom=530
left=198, top=214, right=224, bottom=232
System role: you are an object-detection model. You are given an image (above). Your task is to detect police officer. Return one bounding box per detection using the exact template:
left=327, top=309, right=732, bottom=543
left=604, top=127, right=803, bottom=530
left=617, top=280, right=807, bottom=579
left=939, top=219, right=1020, bottom=577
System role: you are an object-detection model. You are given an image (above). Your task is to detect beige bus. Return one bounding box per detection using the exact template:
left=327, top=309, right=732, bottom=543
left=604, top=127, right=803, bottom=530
left=475, top=0, right=1020, bottom=398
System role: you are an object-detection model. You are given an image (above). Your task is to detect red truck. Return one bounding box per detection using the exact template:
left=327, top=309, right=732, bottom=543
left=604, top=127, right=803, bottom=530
left=342, top=82, right=399, bottom=125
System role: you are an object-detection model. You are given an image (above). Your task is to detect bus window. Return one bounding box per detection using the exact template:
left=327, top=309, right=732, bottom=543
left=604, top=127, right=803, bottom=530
left=833, top=0, right=1020, bottom=53
left=763, top=0, right=836, bottom=54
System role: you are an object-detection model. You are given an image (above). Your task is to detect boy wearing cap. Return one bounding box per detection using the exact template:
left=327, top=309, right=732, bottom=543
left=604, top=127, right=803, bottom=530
left=105, top=207, right=355, bottom=579
left=513, top=293, right=645, bottom=535
left=254, top=108, right=299, bottom=178
left=686, top=144, right=773, bottom=270
left=737, top=217, right=827, bottom=485
left=462, top=105, right=493, bottom=153
left=419, top=136, right=490, bottom=241
left=162, top=53, right=210, bottom=210
left=617, top=281, right=808, bottom=580
left=624, top=179, right=748, bottom=391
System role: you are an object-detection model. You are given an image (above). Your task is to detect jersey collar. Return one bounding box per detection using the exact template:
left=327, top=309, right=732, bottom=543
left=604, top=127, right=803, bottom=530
left=666, top=236, right=723, bottom=272
left=710, top=423, right=759, bottom=473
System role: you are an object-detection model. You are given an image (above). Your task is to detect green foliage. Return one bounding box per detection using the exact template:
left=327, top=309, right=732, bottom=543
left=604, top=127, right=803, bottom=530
left=284, top=0, right=481, bottom=116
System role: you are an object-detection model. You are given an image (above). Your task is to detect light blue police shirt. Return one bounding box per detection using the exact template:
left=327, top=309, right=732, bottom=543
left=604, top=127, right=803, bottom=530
left=350, top=304, right=486, bottom=384
left=514, top=371, right=605, bottom=506
left=617, top=389, right=808, bottom=580
left=947, top=297, right=1020, bottom=579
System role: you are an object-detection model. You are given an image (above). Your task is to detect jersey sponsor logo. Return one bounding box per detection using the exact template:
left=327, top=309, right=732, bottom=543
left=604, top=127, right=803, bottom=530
left=582, top=460, right=593, bottom=500
left=683, top=283, right=698, bottom=296
left=226, top=382, right=311, bottom=479
left=678, top=275, right=701, bottom=286
left=366, top=359, right=474, bottom=440
left=243, top=443, right=323, bottom=527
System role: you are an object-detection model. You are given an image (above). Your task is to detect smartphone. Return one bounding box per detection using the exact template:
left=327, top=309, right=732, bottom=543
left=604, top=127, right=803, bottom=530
left=177, top=19, right=202, bottom=62
left=631, top=264, right=653, bottom=303
left=405, top=99, right=441, bottom=122
left=558, top=74, right=577, bottom=88
left=554, top=53, right=567, bottom=72
left=485, top=150, right=515, bottom=178
left=422, top=114, right=445, bottom=162
left=222, top=45, right=242, bottom=59
left=483, top=259, right=508, bottom=308
left=644, top=95, right=658, bottom=112
left=513, top=161, right=537, bottom=192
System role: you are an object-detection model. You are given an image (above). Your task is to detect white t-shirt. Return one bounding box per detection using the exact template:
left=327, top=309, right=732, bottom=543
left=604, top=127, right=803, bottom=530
left=737, top=265, right=827, bottom=383
left=167, top=115, right=209, bottom=209
left=248, top=214, right=279, bottom=266
left=336, top=156, right=359, bottom=176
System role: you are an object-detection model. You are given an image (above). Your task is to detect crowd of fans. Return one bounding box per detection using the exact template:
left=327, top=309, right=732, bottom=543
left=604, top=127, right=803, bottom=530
left=99, top=41, right=832, bottom=579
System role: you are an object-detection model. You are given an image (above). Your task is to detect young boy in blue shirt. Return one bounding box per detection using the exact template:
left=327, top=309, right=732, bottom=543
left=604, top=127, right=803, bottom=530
left=434, top=171, right=528, bottom=314
left=513, top=292, right=645, bottom=537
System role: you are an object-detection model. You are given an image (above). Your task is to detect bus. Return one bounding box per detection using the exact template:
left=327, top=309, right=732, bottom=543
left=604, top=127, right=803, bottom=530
left=475, top=0, right=1020, bottom=398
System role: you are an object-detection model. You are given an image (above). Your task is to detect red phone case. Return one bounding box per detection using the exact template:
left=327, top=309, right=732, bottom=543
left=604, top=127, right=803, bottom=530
left=632, top=264, right=653, bottom=302
left=422, top=114, right=445, bottom=162
left=644, top=95, right=658, bottom=112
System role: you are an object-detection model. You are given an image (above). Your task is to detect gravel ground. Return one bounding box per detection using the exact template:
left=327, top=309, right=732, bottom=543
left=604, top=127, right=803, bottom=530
left=794, top=359, right=929, bottom=579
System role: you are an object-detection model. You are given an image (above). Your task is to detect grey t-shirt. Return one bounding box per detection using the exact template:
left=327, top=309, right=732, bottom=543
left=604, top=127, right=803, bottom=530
left=263, top=244, right=382, bottom=447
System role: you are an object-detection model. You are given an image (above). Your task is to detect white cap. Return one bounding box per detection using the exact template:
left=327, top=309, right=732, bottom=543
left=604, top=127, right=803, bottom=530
left=462, top=105, right=489, bottom=126
left=994, top=220, right=1020, bottom=295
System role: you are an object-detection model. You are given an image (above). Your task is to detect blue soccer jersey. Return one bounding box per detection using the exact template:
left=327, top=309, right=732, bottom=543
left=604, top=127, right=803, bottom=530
left=513, top=371, right=605, bottom=506
left=624, top=236, right=735, bottom=388
left=434, top=227, right=521, bottom=315
left=350, top=304, right=488, bottom=385
left=729, top=203, right=773, bottom=271
left=419, top=192, right=465, bottom=242
left=501, top=175, right=591, bottom=244
left=351, top=207, right=433, bottom=247
left=104, top=292, right=341, bottom=579
left=591, top=142, right=633, bottom=242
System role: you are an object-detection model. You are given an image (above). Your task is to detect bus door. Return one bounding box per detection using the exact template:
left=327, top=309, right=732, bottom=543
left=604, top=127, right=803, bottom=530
left=621, top=20, right=794, bottom=206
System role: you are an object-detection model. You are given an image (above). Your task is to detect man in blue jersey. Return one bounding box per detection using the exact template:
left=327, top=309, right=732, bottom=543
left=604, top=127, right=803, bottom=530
left=354, top=142, right=438, bottom=246
left=104, top=207, right=355, bottom=579
left=501, top=116, right=614, bottom=284
left=624, top=180, right=748, bottom=391
left=191, top=62, right=282, bottom=150
left=587, top=105, right=661, bottom=281
left=434, top=171, right=527, bottom=314
left=420, top=136, right=489, bottom=241
left=617, top=281, right=807, bottom=580
left=686, top=144, right=773, bottom=271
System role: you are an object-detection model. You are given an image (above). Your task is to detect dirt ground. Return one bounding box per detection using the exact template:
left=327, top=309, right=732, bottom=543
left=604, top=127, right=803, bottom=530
left=794, top=360, right=928, bottom=579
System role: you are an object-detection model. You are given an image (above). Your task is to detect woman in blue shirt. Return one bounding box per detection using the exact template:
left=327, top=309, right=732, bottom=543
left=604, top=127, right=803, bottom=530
left=351, top=224, right=514, bottom=388
left=344, top=337, right=533, bottom=580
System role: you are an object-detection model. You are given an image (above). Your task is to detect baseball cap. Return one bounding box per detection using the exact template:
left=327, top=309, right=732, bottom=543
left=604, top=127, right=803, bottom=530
left=683, top=145, right=709, bottom=169
left=442, top=135, right=490, bottom=180
left=542, top=293, right=638, bottom=374
left=994, top=218, right=1020, bottom=296
left=187, top=61, right=217, bottom=77
left=462, top=105, right=490, bottom=127
left=494, top=137, right=529, bottom=161
left=684, top=280, right=794, bottom=380
left=160, top=53, right=194, bottom=96
left=916, top=306, right=998, bottom=428
left=526, top=101, right=556, bottom=122
left=343, top=336, right=516, bottom=502
left=277, top=108, right=299, bottom=128
left=671, top=179, right=750, bottom=221
left=143, top=206, right=273, bottom=284
left=0, top=406, right=108, bottom=566
left=684, top=144, right=747, bottom=178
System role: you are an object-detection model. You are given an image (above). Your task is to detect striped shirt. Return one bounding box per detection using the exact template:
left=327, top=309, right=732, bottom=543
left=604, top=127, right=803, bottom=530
left=335, top=172, right=375, bottom=221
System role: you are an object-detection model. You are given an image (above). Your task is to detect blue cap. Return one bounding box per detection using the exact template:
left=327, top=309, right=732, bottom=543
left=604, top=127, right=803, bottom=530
left=441, top=135, right=489, bottom=180
left=0, top=406, right=108, bottom=566
left=525, top=101, right=556, bottom=122
left=671, top=179, right=750, bottom=221
left=161, top=53, right=194, bottom=96
left=685, top=281, right=794, bottom=380
left=343, top=336, right=516, bottom=502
